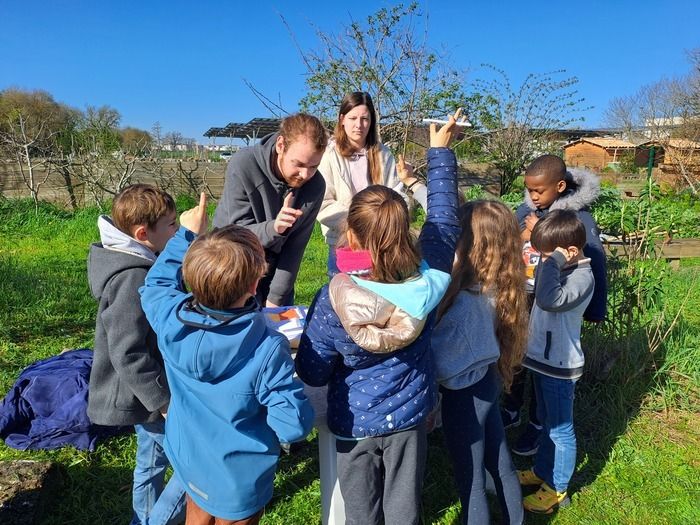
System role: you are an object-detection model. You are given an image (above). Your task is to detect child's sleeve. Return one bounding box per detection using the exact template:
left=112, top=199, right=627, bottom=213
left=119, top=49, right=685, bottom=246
left=139, top=226, right=194, bottom=335
left=418, top=147, right=460, bottom=274
left=256, top=338, right=314, bottom=443
left=579, top=211, right=608, bottom=322
left=101, top=269, right=169, bottom=412
left=535, top=251, right=594, bottom=312
left=294, top=290, right=340, bottom=387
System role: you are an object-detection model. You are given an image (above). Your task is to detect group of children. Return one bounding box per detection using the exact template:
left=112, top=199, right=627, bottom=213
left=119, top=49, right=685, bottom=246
left=88, top=115, right=606, bottom=525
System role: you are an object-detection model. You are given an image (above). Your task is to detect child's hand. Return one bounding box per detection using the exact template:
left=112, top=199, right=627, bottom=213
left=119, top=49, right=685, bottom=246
left=554, top=246, right=577, bottom=262
left=429, top=108, right=465, bottom=148
left=180, top=192, right=209, bottom=235
left=525, top=213, right=539, bottom=233
left=397, top=155, right=418, bottom=187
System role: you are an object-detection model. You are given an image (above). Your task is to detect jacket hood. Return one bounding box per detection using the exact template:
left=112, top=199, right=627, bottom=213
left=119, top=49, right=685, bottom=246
left=168, top=298, right=271, bottom=382
left=524, top=167, right=601, bottom=212
left=97, top=215, right=157, bottom=262
left=328, top=273, right=432, bottom=353
left=87, top=220, right=155, bottom=301
left=252, top=132, right=287, bottom=191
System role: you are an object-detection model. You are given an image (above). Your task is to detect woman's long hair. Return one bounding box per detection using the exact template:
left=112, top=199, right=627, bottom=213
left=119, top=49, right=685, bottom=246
left=346, top=185, right=421, bottom=283
left=334, top=91, right=383, bottom=185
left=437, top=201, right=528, bottom=391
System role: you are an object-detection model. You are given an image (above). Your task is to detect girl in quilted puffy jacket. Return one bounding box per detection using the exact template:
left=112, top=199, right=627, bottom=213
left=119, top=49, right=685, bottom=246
left=295, top=112, right=463, bottom=525
left=432, top=200, right=529, bottom=524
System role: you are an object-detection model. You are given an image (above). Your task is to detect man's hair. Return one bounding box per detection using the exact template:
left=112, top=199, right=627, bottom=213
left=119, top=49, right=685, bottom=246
left=346, top=185, right=421, bottom=283
left=531, top=209, right=586, bottom=253
left=183, top=225, right=266, bottom=310
left=112, top=184, right=176, bottom=235
left=525, top=154, right=566, bottom=183
left=279, top=113, right=328, bottom=152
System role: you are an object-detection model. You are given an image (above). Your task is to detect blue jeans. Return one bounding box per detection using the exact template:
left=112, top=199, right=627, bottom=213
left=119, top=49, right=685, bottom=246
left=130, top=420, right=186, bottom=525
left=440, top=367, right=523, bottom=525
left=532, top=372, right=577, bottom=493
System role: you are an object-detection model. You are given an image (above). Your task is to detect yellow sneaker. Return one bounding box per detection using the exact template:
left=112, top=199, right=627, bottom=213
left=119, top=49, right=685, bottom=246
left=517, top=468, right=544, bottom=486
left=523, top=483, right=570, bottom=514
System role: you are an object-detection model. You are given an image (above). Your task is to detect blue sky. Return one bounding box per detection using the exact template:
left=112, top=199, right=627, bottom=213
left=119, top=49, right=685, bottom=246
left=2, top=1, right=698, bottom=141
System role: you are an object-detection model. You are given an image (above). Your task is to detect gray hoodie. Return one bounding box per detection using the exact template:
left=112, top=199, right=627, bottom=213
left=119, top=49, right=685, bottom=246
left=212, top=133, right=325, bottom=305
left=86, top=216, right=169, bottom=426
left=522, top=250, right=594, bottom=380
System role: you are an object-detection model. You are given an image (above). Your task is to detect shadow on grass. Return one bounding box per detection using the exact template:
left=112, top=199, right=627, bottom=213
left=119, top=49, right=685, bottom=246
left=503, top=321, right=674, bottom=525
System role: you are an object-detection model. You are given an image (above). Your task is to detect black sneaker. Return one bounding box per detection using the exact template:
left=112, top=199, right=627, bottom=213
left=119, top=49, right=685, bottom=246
left=501, top=408, right=521, bottom=430
left=512, top=422, right=542, bottom=456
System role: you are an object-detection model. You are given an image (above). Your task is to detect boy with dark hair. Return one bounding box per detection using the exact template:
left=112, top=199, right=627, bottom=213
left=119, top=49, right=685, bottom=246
left=517, top=210, right=594, bottom=514
left=503, top=154, right=607, bottom=456
left=140, top=194, right=314, bottom=525
left=87, top=183, right=185, bottom=525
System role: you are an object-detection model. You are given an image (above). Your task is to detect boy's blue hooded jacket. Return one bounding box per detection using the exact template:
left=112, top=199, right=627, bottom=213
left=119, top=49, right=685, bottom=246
left=295, top=147, right=459, bottom=438
left=139, top=227, right=313, bottom=520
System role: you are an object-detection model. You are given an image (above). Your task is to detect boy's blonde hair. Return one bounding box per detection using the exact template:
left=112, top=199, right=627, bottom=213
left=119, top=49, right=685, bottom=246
left=112, top=184, right=176, bottom=235
left=183, top=226, right=266, bottom=310
left=346, top=185, right=421, bottom=283
left=437, top=201, right=528, bottom=391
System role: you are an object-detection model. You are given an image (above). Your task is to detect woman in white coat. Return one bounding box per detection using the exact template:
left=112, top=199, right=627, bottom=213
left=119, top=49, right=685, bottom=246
left=317, top=91, right=418, bottom=276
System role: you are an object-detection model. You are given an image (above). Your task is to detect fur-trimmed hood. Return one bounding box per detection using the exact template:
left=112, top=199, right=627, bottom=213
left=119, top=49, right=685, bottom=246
left=523, top=167, right=600, bottom=212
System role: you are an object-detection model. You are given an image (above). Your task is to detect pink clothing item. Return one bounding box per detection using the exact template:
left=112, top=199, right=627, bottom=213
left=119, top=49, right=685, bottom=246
left=335, top=247, right=373, bottom=276
left=348, top=148, right=369, bottom=193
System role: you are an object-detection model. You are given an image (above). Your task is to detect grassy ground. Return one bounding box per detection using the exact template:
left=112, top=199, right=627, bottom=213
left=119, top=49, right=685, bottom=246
left=0, top=198, right=698, bottom=524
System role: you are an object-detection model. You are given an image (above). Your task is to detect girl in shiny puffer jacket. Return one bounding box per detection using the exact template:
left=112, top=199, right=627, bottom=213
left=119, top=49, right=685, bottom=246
left=296, top=114, right=462, bottom=525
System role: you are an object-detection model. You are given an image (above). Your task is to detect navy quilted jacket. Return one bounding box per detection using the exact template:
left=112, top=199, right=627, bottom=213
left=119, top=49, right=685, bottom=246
left=295, top=147, right=459, bottom=438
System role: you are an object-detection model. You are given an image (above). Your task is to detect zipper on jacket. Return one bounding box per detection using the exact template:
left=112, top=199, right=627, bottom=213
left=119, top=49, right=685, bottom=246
left=544, top=331, right=552, bottom=360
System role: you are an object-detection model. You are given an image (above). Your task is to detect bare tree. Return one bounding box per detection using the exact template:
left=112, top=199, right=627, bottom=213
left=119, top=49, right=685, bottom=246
left=605, top=68, right=700, bottom=194
left=465, top=66, right=590, bottom=195
left=285, top=2, right=465, bottom=156
left=0, top=112, right=55, bottom=211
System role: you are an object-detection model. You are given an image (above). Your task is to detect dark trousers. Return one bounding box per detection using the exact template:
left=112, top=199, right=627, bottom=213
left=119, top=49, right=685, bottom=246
left=502, top=292, right=539, bottom=426
left=441, top=367, right=524, bottom=525
left=335, top=424, right=427, bottom=525
left=502, top=368, right=540, bottom=426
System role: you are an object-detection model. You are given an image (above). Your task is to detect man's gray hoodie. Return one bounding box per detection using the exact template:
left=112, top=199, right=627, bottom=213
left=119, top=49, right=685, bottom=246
left=212, top=133, right=325, bottom=306
left=87, top=216, right=169, bottom=426
left=516, top=167, right=607, bottom=322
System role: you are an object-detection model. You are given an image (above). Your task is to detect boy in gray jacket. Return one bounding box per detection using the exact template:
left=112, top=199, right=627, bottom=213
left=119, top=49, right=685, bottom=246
left=517, top=210, right=594, bottom=514
left=87, top=184, right=184, bottom=525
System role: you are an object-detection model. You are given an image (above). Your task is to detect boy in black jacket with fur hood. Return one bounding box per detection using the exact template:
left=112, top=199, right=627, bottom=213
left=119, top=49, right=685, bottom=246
left=504, top=154, right=607, bottom=456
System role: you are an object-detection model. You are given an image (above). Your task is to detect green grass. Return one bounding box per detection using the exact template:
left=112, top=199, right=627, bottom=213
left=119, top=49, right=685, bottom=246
left=1, top=197, right=699, bottom=524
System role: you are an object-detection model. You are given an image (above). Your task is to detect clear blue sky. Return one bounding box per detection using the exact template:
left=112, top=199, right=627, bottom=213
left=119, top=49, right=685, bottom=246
left=3, top=0, right=698, bottom=141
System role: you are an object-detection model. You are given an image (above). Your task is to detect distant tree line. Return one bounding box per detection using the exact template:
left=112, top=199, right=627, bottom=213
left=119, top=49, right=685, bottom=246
left=0, top=88, right=207, bottom=210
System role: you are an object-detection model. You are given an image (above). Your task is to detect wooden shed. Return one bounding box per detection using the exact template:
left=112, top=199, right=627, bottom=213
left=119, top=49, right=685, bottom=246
left=563, top=137, right=650, bottom=171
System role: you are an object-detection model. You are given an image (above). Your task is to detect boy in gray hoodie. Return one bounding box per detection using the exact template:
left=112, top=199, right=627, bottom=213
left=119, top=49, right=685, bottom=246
left=87, top=184, right=184, bottom=525
left=504, top=154, right=607, bottom=457
left=517, top=210, right=594, bottom=514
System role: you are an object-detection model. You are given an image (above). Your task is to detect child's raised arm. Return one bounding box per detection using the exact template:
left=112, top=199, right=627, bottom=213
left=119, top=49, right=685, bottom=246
left=418, top=110, right=462, bottom=274
left=535, top=250, right=594, bottom=312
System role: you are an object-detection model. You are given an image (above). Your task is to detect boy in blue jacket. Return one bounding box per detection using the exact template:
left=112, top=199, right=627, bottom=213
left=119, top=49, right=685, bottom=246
left=139, top=194, right=314, bottom=524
